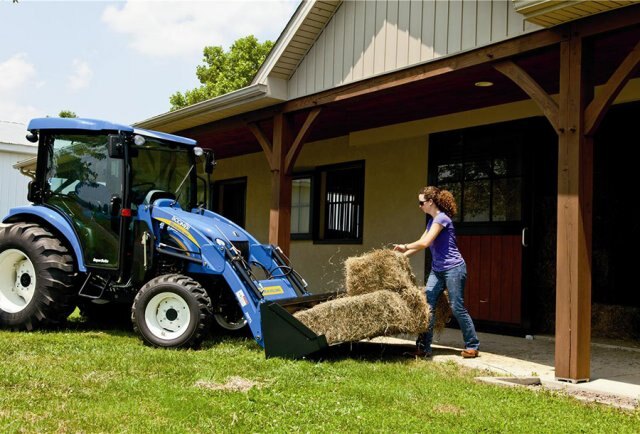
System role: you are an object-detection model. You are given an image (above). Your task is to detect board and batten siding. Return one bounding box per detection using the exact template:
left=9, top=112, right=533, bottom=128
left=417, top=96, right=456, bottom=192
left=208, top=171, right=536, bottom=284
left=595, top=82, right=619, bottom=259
left=0, top=152, right=31, bottom=219
left=288, top=0, right=541, bottom=99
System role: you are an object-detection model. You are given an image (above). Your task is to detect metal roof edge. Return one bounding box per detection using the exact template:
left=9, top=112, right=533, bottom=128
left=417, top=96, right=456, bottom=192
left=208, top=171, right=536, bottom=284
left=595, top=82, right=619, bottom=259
left=13, top=155, right=37, bottom=170
left=134, top=83, right=269, bottom=130
left=0, top=143, right=38, bottom=155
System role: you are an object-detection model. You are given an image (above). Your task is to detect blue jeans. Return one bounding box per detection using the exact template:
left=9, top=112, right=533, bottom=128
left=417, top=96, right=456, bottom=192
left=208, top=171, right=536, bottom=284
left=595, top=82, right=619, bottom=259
left=417, top=262, right=480, bottom=352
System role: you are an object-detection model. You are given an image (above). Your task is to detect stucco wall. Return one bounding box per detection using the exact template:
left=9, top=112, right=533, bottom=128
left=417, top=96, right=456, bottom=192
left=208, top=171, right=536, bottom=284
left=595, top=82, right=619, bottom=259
left=213, top=133, right=428, bottom=292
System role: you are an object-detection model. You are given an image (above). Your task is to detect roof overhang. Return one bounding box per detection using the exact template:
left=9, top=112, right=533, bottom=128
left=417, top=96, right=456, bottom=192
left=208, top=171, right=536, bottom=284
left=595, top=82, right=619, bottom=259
left=135, top=83, right=285, bottom=133
left=253, top=0, right=342, bottom=83
left=135, top=1, right=342, bottom=135
left=513, top=0, right=635, bottom=27
left=0, top=143, right=37, bottom=155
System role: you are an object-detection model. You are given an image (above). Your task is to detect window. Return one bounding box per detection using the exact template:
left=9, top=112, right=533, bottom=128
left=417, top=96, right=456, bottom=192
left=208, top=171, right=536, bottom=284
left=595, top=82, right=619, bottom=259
left=431, top=129, right=523, bottom=224
left=291, top=176, right=312, bottom=238
left=130, top=139, right=194, bottom=210
left=212, top=177, right=247, bottom=228
left=316, top=161, right=364, bottom=243
left=290, top=161, right=364, bottom=243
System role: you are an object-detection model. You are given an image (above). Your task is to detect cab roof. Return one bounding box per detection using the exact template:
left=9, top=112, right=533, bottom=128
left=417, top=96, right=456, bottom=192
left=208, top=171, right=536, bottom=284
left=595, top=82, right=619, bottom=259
left=27, top=117, right=196, bottom=146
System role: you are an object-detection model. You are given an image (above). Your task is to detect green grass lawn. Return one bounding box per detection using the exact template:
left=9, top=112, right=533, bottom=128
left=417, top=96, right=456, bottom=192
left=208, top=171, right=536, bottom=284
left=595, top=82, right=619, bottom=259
left=1, top=321, right=638, bottom=433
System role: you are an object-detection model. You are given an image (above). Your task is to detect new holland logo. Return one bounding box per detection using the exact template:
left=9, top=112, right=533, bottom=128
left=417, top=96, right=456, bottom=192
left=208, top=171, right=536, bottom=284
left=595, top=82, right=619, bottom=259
left=171, top=216, right=191, bottom=231
left=262, top=286, right=284, bottom=296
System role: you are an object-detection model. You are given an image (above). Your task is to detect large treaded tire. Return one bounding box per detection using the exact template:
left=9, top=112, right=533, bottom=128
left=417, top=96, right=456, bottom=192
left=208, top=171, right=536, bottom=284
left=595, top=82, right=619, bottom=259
left=0, top=223, right=77, bottom=330
left=132, top=274, right=212, bottom=349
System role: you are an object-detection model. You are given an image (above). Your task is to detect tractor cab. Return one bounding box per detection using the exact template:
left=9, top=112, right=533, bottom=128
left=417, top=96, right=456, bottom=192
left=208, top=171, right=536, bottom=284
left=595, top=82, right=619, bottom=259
left=25, top=118, right=207, bottom=279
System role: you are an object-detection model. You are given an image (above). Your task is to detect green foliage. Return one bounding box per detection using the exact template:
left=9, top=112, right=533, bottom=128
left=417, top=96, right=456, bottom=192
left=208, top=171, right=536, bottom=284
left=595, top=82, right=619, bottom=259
left=58, top=110, right=77, bottom=118
left=0, top=326, right=638, bottom=432
left=170, top=35, right=273, bottom=110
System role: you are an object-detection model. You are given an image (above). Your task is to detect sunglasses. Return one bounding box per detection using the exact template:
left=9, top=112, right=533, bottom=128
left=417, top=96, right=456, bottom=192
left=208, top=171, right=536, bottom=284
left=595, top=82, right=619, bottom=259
left=418, top=200, right=426, bottom=206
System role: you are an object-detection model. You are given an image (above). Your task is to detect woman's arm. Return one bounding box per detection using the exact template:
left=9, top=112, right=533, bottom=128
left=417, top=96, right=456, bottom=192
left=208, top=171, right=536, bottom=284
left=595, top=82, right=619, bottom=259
left=393, top=223, right=444, bottom=257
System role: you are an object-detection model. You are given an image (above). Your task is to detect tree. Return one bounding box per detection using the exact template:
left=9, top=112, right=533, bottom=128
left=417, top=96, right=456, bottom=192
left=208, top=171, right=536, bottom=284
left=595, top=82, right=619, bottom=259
left=58, top=110, right=77, bottom=118
left=169, top=35, right=273, bottom=111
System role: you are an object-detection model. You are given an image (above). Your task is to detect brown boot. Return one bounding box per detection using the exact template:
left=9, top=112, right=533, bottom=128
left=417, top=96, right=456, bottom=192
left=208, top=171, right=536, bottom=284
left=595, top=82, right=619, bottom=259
left=461, top=349, right=479, bottom=358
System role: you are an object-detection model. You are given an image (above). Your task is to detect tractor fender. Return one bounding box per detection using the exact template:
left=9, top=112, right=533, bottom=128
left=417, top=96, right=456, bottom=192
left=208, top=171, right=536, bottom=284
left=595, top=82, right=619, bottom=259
left=2, top=206, right=87, bottom=272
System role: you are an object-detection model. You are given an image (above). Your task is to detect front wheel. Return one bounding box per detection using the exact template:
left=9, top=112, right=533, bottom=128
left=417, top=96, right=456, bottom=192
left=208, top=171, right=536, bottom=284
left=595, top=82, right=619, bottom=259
left=132, top=274, right=212, bottom=349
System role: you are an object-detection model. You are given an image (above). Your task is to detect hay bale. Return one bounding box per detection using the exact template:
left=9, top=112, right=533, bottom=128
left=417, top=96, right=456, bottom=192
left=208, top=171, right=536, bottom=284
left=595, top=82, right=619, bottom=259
left=398, top=285, right=431, bottom=332
left=294, top=289, right=429, bottom=345
left=433, top=290, right=452, bottom=337
left=344, top=249, right=416, bottom=297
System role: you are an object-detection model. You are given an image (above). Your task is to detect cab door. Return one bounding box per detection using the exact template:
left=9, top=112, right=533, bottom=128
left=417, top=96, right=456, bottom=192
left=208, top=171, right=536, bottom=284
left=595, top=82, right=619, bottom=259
left=43, top=133, right=124, bottom=270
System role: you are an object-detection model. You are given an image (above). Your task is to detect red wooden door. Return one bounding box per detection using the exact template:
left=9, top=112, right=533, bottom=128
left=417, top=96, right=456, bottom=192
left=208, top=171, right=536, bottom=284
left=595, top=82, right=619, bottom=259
left=428, top=119, right=539, bottom=328
left=458, top=235, right=522, bottom=324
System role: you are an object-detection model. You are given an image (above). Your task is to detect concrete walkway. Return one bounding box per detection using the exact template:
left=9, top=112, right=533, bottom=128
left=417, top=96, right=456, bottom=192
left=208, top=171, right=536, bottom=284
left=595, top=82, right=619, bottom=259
left=372, top=329, right=640, bottom=409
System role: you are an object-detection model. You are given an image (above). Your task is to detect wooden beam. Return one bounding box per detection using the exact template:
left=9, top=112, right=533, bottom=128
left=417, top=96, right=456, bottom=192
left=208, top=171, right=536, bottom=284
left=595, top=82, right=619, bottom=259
left=584, top=38, right=640, bottom=136
left=575, top=3, right=640, bottom=39
left=555, top=30, right=593, bottom=383
left=284, top=107, right=322, bottom=174
left=283, top=30, right=564, bottom=113
left=493, top=60, right=560, bottom=132
left=268, top=113, right=293, bottom=256
left=247, top=122, right=273, bottom=168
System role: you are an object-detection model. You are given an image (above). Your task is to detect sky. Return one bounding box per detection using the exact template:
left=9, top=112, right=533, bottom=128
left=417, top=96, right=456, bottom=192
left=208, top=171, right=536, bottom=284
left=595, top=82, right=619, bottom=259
left=0, top=0, right=300, bottom=127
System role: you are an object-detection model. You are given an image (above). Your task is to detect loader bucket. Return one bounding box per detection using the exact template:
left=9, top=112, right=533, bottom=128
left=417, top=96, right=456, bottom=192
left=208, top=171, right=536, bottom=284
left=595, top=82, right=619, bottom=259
left=260, top=292, right=336, bottom=359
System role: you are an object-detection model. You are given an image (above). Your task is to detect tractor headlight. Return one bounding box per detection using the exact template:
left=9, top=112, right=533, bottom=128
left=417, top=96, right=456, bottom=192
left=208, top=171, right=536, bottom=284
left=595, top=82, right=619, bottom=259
left=194, top=147, right=204, bottom=157
left=133, top=135, right=146, bottom=146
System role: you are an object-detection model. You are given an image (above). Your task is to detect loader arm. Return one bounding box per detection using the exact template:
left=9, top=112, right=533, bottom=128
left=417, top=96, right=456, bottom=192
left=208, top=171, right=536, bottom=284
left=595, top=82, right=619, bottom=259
left=144, top=199, right=334, bottom=357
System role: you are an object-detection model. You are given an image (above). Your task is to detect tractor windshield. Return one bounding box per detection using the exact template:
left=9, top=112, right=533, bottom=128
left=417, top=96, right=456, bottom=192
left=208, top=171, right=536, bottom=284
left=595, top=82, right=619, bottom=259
left=130, top=138, right=196, bottom=210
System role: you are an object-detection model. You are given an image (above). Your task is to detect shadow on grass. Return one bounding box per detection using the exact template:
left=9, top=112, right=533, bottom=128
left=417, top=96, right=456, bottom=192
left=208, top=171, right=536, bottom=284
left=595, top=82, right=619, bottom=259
left=307, top=341, right=461, bottom=363
left=42, top=317, right=259, bottom=350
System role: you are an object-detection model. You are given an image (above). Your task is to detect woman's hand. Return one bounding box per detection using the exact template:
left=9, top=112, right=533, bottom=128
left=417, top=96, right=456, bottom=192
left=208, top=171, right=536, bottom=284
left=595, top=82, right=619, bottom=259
left=393, top=244, right=408, bottom=253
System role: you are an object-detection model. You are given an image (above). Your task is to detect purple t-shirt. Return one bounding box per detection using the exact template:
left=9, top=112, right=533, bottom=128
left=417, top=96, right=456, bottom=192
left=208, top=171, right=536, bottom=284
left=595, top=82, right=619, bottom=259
left=427, top=212, right=464, bottom=272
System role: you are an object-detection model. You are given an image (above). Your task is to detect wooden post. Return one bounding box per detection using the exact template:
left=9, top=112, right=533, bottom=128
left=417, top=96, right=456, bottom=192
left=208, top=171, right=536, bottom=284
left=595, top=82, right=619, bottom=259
left=269, top=113, right=293, bottom=256
left=248, top=109, right=322, bottom=257
left=555, top=29, right=593, bottom=382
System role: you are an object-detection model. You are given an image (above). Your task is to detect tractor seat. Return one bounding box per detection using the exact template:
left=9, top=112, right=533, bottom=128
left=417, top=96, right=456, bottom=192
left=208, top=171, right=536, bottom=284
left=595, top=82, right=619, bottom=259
left=143, top=190, right=176, bottom=206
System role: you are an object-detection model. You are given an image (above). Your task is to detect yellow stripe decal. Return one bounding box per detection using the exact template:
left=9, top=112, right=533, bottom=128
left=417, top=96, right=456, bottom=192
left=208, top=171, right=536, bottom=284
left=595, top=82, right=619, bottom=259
left=156, top=217, right=200, bottom=247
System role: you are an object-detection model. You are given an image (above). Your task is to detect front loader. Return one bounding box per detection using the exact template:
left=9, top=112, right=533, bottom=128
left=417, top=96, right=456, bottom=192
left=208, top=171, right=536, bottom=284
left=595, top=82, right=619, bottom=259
left=0, top=118, right=331, bottom=358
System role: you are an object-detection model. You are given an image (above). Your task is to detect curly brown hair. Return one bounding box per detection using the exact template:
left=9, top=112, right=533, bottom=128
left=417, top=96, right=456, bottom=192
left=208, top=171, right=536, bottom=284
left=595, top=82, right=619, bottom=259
left=420, top=186, right=458, bottom=218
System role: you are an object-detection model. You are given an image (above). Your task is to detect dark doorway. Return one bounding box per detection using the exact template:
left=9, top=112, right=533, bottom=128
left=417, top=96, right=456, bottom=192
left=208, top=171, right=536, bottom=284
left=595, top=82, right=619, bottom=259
left=428, top=117, right=556, bottom=333
left=591, top=102, right=640, bottom=340
left=212, top=177, right=247, bottom=228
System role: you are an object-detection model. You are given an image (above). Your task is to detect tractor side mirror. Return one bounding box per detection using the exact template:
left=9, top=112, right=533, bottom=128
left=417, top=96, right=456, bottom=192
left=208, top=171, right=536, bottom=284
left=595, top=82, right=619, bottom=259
left=27, top=181, right=39, bottom=203
left=204, top=150, right=216, bottom=174
left=108, top=135, right=124, bottom=159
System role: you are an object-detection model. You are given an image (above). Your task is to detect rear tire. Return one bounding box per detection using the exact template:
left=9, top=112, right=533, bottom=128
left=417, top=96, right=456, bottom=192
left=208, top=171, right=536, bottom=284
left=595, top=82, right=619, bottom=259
left=132, top=274, right=212, bottom=348
left=0, top=223, right=76, bottom=330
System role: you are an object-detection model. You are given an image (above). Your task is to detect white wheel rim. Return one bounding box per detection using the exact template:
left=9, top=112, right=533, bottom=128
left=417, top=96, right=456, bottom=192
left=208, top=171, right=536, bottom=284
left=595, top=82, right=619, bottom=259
left=214, top=312, right=247, bottom=331
left=144, top=292, right=191, bottom=340
left=0, top=249, right=36, bottom=314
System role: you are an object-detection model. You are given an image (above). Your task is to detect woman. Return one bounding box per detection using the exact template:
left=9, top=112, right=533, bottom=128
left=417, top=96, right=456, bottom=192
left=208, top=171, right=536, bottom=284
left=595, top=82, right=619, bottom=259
left=394, top=186, right=480, bottom=358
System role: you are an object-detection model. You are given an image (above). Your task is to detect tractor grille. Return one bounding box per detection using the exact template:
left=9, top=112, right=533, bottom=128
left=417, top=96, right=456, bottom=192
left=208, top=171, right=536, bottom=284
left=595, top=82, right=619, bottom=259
left=231, top=241, right=249, bottom=259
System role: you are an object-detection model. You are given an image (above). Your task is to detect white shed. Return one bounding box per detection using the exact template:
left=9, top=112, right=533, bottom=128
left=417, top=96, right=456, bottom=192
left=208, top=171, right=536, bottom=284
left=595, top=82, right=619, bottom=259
left=0, top=121, right=36, bottom=219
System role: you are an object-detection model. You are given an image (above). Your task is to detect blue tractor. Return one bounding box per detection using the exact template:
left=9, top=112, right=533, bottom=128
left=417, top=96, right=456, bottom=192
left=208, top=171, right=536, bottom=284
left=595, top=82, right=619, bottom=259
left=0, top=118, right=331, bottom=358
